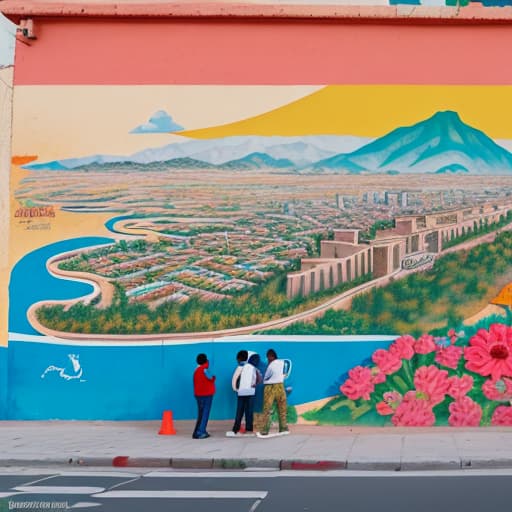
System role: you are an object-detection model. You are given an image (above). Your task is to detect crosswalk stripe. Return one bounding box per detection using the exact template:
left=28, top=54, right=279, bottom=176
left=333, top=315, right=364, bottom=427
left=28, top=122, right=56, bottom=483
left=56, top=471, right=138, bottom=478
left=92, top=490, right=268, bottom=499
left=14, top=486, right=105, bottom=494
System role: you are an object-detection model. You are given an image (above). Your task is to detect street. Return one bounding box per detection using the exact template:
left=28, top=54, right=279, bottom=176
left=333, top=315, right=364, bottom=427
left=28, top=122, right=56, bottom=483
left=0, top=468, right=511, bottom=512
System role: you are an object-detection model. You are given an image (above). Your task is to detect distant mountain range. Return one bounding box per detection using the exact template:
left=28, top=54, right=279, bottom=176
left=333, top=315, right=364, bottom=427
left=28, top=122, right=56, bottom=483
left=23, top=112, right=512, bottom=175
left=24, top=135, right=368, bottom=172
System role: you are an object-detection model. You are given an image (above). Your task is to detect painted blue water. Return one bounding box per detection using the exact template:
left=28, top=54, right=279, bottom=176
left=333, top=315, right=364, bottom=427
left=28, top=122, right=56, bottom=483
left=104, top=214, right=141, bottom=234
left=6, top=221, right=396, bottom=420
left=7, top=337, right=394, bottom=420
left=9, top=237, right=113, bottom=335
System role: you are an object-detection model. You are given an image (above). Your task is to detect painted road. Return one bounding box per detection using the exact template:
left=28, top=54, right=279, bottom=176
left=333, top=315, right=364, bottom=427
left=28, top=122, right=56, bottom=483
left=1, top=468, right=512, bottom=512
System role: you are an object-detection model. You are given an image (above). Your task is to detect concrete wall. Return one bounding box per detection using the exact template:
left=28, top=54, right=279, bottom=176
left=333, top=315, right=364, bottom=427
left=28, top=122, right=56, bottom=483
left=3, top=7, right=512, bottom=426
left=0, top=24, right=13, bottom=417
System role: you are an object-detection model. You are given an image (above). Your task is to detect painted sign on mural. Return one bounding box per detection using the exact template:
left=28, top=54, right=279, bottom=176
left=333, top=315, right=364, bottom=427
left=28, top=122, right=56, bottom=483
left=10, top=84, right=512, bottom=424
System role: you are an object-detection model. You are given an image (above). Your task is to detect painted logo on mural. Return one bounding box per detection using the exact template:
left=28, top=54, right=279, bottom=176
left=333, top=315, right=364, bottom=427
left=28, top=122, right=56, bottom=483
left=41, top=354, right=85, bottom=382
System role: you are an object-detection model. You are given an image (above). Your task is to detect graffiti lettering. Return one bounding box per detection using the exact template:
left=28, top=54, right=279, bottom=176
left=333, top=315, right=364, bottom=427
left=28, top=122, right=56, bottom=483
left=25, top=223, right=51, bottom=231
left=14, top=206, right=55, bottom=218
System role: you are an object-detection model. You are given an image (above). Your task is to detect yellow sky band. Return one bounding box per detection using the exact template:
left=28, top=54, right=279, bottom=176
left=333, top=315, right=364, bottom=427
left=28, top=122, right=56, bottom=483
left=180, top=85, right=512, bottom=140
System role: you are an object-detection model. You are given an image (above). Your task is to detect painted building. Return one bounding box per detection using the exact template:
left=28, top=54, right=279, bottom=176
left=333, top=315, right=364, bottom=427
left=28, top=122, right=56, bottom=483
left=288, top=200, right=512, bottom=298
left=2, top=1, right=512, bottom=427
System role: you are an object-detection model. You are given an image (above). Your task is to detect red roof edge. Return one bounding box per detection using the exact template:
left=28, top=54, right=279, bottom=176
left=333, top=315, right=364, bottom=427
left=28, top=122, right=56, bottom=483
left=1, top=1, right=512, bottom=24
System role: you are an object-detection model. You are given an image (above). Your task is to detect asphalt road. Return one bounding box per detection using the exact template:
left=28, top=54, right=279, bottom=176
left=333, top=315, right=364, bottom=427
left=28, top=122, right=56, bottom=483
left=1, top=468, right=511, bottom=512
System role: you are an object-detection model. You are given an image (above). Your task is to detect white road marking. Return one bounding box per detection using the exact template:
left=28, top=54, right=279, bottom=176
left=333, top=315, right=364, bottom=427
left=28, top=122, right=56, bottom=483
left=0, top=492, right=21, bottom=498
left=105, top=475, right=141, bottom=491
left=21, top=474, right=58, bottom=486
left=70, top=503, right=102, bottom=508
left=14, top=486, right=105, bottom=494
left=54, top=471, right=138, bottom=478
left=92, top=490, right=268, bottom=499
left=248, top=499, right=263, bottom=512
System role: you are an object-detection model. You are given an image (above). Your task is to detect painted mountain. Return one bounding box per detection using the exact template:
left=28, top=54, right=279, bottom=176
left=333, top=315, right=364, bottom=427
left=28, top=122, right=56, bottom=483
left=312, top=111, right=512, bottom=175
left=20, top=112, right=512, bottom=174
left=23, top=135, right=369, bottom=171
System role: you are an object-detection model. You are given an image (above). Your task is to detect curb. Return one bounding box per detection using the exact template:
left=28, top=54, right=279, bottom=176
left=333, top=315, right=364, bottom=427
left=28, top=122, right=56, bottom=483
left=280, top=460, right=346, bottom=471
left=0, top=457, right=345, bottom=471
left=2, top=457, right=512, bottom=471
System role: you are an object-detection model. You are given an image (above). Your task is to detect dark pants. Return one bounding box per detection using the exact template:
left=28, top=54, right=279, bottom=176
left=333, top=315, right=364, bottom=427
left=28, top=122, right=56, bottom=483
left=193, top=394, right=213, bottom=438
left=232, top=395, right=255, bottom=433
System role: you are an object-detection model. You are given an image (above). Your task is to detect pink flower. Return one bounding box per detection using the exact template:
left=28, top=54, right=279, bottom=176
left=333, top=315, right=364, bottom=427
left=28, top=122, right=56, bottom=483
left=465, top=324, right=512, bottom=380
left=482, top=377, right=512, bottom=401
left=376, top=402, right=394, bottom=415
left=391, top=396, right=436, bottom=426
left=372, top=349, right=402, bottom=375
left=376, top=391, right=403, bottom=415
left=384, top=391, right=402, bottom=404
left=414, top=365, right=450, bottom=406
left=340, top=366, right=375, bottom=400
left=371, top=368, right=387, bottom=384
left=491, top=405, right=512, bottom=426
left=448, top=329, right=464, bottom=344
left=414, top=334, right=436, bottom=355
left=435, top=345, right=463, bottom=369
left=389, top=335, right=415, bottom=360
left=448, top=397, right=482, bottom=427
left=447, top=375, right=473, bottom=400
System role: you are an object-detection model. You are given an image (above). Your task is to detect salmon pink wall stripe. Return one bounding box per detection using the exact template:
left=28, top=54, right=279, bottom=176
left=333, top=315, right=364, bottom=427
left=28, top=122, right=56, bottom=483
left=13, top=19, right=512, bottom=85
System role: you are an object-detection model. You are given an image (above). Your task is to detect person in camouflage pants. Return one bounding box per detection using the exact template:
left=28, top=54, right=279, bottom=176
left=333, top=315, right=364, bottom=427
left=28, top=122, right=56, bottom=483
left=259, top=349, right=289, bottom=436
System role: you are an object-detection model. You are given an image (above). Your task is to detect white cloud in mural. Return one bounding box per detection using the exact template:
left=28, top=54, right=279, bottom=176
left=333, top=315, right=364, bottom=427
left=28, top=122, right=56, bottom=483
left=130, top=110, right=184, bottom=134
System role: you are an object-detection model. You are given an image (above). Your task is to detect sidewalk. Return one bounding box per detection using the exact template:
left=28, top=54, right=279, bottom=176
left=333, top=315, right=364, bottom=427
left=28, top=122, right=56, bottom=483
left=2, top=420, right=512, bottom=472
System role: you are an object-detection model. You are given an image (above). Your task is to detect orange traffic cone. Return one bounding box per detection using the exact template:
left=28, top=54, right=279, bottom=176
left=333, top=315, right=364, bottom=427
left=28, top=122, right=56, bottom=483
left=158, top=410, right=176, bottom=435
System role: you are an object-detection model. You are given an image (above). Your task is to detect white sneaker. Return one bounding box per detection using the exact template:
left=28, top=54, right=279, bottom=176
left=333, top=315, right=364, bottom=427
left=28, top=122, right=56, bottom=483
left=226, top=431, right=240, bottom=437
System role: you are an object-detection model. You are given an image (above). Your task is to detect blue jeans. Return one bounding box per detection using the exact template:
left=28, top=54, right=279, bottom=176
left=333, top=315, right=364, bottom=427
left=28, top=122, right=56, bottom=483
left=232, top=395, right=255, bottom=433
left=193, top=395, right=213, bottom=438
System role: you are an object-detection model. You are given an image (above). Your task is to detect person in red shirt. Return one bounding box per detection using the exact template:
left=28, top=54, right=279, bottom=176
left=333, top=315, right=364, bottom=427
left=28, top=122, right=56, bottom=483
left=192, top=353, right=216, bottom=439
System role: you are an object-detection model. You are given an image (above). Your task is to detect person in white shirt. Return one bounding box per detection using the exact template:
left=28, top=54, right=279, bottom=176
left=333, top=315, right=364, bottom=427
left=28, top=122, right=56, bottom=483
left=228, top=353, right=261, bottom=436
left=231, top=350, right=248, bottom=393
left=258, top=349, right=289, bottom=436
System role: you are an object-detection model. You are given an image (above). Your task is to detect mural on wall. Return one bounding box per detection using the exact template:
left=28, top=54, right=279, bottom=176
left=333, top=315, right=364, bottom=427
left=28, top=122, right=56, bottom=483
left=10, top=84, right=512, bottom=423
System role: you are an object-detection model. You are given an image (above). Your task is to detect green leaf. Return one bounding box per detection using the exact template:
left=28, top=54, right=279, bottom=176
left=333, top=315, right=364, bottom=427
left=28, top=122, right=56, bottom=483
left=481, top=401, right=499, bottom=426
left=392, top=375, right=411, bottom=394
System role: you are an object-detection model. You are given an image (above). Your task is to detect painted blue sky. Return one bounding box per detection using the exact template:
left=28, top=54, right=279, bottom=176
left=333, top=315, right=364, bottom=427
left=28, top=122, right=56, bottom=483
left=0, top=13, right=15, bottom=67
